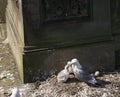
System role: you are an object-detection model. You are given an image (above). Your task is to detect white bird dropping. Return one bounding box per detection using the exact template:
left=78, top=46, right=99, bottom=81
left=57, top=65, right=69, bottom=83
left=10, top=87, right=21, bottom=97
left=71, top=58, right=98, bottom=86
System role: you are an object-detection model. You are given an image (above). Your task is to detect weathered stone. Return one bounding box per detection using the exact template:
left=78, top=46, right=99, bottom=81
left=23, top=42, right=115, bottom=82
left=0, top=24, right=7, bottom=43
left=6, top=0, right=24, bottom=82
left=0, top=0, right=7, bottom=22
left=111, top=0, right=120, bottom=68
left=6, top=0, right=120, bottom=83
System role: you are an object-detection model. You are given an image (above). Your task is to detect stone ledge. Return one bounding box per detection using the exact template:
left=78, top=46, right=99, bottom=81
left=23, top=42, right=115, bottom=83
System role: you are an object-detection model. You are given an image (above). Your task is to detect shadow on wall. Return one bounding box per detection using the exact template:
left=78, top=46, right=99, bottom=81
left=0, top=0, right=7, bottom=23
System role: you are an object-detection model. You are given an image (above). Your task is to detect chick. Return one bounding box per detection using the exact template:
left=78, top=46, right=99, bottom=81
left=57, top=64, right=69, bottom=83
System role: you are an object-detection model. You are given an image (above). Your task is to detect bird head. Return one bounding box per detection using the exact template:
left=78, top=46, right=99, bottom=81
left=64, top=61, right=71, bottom=69
left=67, top=61, right=72, bottom=67
left=71, top=58, right=82, bottom=68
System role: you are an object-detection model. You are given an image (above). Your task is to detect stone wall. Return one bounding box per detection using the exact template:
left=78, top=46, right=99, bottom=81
left=0, top=0, right=7, bottom=42
left=6, top=0, right=24, bottom=82
left=0, top=0, right=7, bottom=23
left=5, top=0, right=119, bottom=83
left=111, top=0, right=120, bottom=68
left=0, top=24, right=7, bottom=42
left=24, top=42, right=115, bottom=82
left=22, top=0, right=115, bottom=82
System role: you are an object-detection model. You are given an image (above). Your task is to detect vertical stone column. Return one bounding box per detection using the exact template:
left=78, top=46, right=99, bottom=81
left=6, top=0, right=24, bottom=82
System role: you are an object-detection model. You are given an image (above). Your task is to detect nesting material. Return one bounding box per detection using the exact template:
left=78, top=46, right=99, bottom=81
left=0, top=71, right=7, bottom=80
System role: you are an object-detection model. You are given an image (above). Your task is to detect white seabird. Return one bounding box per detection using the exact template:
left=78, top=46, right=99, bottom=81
left=71, top=58, right=98, bottom=86
left=10, top=87, right=21, bottom=97
left=57, top=64, right=69, bottom=83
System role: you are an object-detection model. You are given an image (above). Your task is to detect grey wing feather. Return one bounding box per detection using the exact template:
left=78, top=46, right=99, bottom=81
left=75, top=67, right=97, bottom=84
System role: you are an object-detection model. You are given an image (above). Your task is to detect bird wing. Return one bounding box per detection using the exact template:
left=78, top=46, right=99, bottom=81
left=74, top=67, right=97, bottom=84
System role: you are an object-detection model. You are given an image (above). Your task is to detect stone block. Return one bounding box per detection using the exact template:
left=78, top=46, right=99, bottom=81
left=23, top=42, right=115, bottom=82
